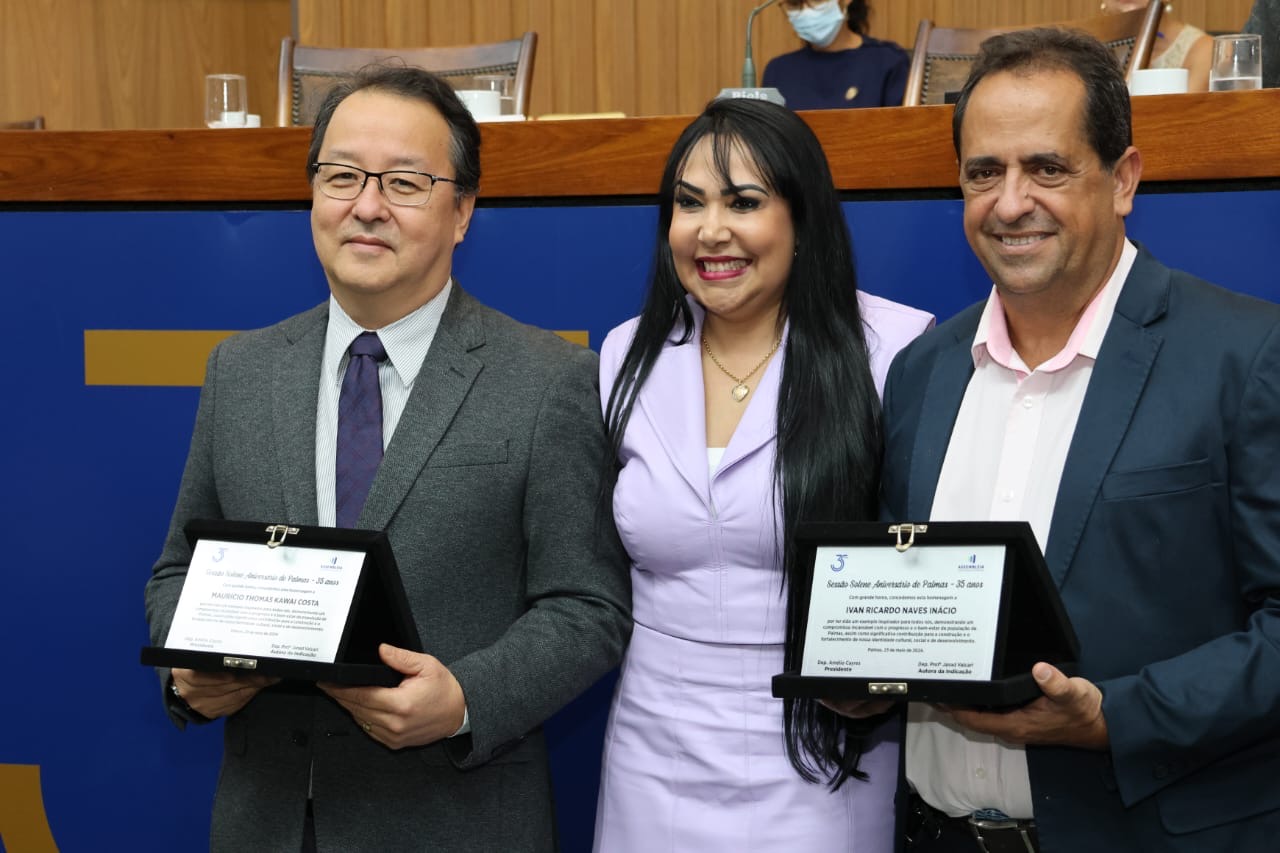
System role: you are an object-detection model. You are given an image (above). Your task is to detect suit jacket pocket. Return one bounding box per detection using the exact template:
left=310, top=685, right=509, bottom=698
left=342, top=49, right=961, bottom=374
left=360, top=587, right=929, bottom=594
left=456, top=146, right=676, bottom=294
left=1101, top=457, right=1213, bottom=501
left=426, top=440, right=509, bottom=468
left=1156, top=736, right=1280, bottom=834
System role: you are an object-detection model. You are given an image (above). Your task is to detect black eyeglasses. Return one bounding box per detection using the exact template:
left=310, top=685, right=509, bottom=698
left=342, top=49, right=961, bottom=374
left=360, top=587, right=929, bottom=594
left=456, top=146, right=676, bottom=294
left=310, top=162, right=459, bottom=207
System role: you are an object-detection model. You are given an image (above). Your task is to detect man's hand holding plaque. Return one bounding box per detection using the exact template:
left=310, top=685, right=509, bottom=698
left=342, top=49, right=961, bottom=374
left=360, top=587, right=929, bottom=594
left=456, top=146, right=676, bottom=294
left=321, top=643, right=468, bottom=749
left=942, top=662, right=1109, bottom=749
left=171, top=668, right=280, bottom=719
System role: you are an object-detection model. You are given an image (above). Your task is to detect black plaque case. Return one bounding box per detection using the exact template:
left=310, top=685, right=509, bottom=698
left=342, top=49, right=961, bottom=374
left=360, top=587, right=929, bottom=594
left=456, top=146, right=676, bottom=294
left=772, top=521, right=1079, bottom=706
left=140, top=519, right=422, bottom=686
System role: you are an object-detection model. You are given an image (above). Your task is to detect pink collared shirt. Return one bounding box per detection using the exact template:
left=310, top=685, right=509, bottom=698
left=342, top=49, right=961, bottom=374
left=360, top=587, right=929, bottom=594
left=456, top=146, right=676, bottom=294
left=906, top=240, right=1138, bottom=819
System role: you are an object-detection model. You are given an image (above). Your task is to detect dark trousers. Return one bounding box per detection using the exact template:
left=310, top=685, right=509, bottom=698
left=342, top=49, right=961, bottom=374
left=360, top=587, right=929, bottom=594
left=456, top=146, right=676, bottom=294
left=301, top=800, right=316, bottom=853
left=905, top=793, right=1040, bottom=853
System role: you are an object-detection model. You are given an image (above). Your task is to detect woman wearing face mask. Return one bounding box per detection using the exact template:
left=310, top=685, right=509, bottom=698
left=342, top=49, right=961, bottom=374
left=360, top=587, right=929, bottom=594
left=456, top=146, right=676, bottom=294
left=763, top=1, right=909, bottom=109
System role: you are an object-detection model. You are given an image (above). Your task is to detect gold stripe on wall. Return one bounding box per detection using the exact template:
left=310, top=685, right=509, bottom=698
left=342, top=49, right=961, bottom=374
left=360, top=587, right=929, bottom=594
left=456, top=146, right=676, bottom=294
left=0, top=764, right=58, bottom=852
left=84, top=330, right=238, bottom=387
left=84, top=329, right=590, bottom=387
left=556, top=330, right=590, bottom=348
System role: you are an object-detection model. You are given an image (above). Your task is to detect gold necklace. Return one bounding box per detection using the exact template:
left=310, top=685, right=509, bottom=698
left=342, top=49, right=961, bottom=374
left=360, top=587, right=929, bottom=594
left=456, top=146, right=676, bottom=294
left=701, top=332, right=781, bottom=402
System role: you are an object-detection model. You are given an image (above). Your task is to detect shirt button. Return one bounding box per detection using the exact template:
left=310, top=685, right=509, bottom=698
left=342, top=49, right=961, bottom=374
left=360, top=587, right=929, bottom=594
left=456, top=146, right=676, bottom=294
left=1002, top=490, right=1015, bottom=502
left=1022, top=397, right=1035, bottom=409
left=974, top=767, right=987, bottom=779
left=291, top=730, right=309, bottom=747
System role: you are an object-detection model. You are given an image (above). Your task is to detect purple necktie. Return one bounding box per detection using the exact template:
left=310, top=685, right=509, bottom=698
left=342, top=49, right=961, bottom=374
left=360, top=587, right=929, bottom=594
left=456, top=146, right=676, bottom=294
left=336, top=332, right=387, bottom=528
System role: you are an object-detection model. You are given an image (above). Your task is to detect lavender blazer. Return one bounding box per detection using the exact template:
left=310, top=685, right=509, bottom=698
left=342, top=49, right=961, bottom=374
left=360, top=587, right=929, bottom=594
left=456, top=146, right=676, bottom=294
left=601, top=292, right=935, bottom=645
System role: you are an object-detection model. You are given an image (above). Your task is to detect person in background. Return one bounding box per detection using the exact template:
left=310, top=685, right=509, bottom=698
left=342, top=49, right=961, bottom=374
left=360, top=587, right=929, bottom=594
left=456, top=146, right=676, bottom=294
left=1245, top=0, right=1280, bottom=87
left=763, top=1, right=909, bottom=109
left=837, top=27, right=1280, bottom=852
left=1102, top=0, right=1212, bottom=91
left=592, top=96, right=933, bottom=852
left=144, top=65, right=630, bottom=852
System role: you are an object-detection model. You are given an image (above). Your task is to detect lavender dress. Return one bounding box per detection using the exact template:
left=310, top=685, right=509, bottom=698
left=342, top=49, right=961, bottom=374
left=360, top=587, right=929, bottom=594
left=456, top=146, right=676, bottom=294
left=593, top=294, right=934, bottom=852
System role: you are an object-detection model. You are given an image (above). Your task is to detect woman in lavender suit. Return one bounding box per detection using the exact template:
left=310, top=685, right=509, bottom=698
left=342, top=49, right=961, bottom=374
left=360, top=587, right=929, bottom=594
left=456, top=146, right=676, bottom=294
left=593, top=98, right=933, bottom=852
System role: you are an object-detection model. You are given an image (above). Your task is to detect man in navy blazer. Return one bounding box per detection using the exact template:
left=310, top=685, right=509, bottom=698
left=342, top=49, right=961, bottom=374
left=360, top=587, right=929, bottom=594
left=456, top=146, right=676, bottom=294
left=877, top=28, right=1280, bottom=853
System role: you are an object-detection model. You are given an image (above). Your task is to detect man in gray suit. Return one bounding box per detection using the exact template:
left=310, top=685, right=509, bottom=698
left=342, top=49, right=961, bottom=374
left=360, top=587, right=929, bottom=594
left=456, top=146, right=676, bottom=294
left=145, top=66, right=631, bottom=852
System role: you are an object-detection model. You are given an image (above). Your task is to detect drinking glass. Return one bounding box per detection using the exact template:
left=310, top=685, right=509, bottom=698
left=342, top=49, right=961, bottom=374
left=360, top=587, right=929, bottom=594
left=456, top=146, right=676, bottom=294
left=472, top=73, right=515, bottom=115
left=1209, top=34, right=1263, bottom=92
left=205, top=74, right=248, bottom=127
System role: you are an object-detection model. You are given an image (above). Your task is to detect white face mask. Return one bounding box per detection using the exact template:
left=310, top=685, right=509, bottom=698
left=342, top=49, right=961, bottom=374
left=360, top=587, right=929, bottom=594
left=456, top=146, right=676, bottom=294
left=785, top=1, right=846, bottom=49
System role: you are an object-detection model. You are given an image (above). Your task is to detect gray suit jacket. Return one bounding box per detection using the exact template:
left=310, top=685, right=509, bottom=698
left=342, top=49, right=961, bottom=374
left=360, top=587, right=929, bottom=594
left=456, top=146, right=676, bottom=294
left=145, top=286, right=632, bottom=852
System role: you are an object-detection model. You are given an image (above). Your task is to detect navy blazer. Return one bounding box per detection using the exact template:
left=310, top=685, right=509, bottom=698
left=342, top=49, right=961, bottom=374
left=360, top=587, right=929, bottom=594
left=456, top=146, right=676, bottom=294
left=881, top=247, right=1280, bottom=851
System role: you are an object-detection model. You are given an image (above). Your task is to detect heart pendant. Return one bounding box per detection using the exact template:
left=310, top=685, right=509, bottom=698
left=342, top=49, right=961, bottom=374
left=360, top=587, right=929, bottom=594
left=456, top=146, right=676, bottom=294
left=731, top=384, right=749, bottom=402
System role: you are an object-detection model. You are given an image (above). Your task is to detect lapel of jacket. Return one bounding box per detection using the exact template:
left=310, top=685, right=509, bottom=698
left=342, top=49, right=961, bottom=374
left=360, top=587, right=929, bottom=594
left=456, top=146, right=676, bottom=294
left=908, top=320, right=978, bottom=519
left=358, top=286, right=484, bottom=530
left=272, top=304, right=327, bottom=526
left=635, top=313, right=714, bottom=509
left=1043, top=248, right=1168, bottom=586
left=717, top=334, right=783, bottom=477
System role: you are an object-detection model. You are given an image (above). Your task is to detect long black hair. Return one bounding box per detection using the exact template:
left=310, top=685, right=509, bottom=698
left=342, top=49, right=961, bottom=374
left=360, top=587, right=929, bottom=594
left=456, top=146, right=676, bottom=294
left=603, top=97, right=884, bottom=789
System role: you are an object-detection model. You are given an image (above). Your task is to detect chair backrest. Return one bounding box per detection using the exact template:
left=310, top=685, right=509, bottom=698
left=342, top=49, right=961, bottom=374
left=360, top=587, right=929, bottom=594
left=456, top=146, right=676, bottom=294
left=2, top=116, right=45, bottom=130
left=903, top=1, right=1162, bottom=107
left=276, top=32, right=537, bottom=127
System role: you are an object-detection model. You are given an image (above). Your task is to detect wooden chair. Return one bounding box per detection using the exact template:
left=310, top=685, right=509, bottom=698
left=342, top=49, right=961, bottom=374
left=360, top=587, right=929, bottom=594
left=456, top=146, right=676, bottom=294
left=276, top=32, right=537, bottom=126
left=2, top=116, right=45, bottom=129
left=903, top=1, right=1162, bottom=107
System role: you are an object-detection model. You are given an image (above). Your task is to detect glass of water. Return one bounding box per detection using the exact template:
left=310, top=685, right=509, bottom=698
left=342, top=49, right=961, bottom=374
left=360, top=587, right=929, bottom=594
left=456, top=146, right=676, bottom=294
left=1209, top=34, right=1263, bottom=92
left=472, top=74, right=515, bottom=115
left=205, top=74, right=248, bottom=127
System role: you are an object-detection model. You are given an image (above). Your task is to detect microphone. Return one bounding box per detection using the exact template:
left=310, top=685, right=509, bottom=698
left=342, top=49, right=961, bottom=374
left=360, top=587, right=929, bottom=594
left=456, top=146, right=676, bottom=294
left=742, top=0, right=780, bottom=88
left=718, top=0, right=786, bottom=106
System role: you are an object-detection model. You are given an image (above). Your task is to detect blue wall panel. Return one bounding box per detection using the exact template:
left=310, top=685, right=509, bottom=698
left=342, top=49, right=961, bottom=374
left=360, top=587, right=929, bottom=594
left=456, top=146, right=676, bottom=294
left=1, top=188, right=1276, bottom=851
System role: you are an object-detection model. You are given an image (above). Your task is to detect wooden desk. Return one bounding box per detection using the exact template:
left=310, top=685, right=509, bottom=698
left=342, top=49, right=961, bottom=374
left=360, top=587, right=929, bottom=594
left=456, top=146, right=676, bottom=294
left=1, top=90, right=1276, bottom=203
